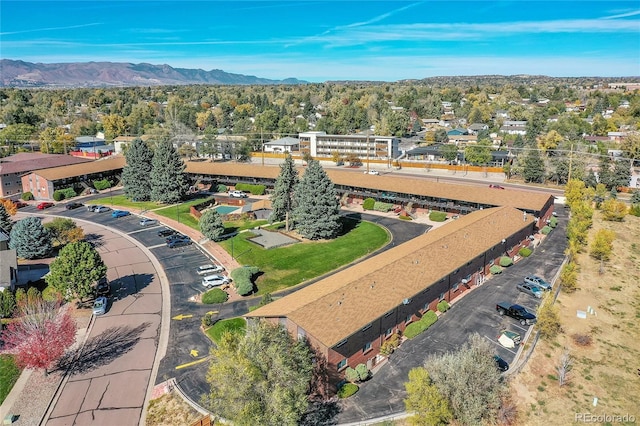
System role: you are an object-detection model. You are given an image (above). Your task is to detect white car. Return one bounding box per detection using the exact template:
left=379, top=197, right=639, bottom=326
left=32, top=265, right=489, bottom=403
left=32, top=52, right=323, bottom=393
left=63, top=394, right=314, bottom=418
left=94, top=205, right=110, bottom=213
left=202, top=275, right=231, bottom=288
left=139, top=218, right=158, bottom=226
left=229, top=190, right=247, bottom=198
left=364, top=170, right=379, bottom=175
left=197, top=264, right=225, bottom=275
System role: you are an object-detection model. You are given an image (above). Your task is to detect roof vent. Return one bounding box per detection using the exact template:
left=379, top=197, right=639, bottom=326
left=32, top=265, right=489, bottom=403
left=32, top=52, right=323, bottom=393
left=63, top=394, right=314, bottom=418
left=402, top=298, right=411, bottom=305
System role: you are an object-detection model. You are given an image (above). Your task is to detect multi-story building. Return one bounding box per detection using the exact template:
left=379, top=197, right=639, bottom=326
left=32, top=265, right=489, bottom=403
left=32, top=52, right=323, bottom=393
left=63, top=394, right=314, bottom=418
left=298, top=131, right=400, bottom=160
left=0, top=230, right=18, bottom=290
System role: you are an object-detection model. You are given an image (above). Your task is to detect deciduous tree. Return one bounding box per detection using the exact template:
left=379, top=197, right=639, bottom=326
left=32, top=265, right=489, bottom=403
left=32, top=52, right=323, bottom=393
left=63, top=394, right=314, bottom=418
left=123, top=138, right=154, bottom=201
left=199, top=209, right=225, bottom=241
left=0, top=294, right=75, bottom=374
left=9, top=216, right=52, bottom=259
left=600, top=199, right=627, bottom=222
left=150, top=139, right=189, bottom=203
left=45, top=241, right=107, bottom=302
left=205, top=321, right=313, bottom=426
left=0, top=199, right=17, bottom=216
left=293, top=159, right=341, bottom=240
left=44, top=217, right=84, bottom=246
left=590, top=228, right=615, bottom=261
left=404, top=367, right=452, bottom=426
left=270, top=154, right=299, bottom=231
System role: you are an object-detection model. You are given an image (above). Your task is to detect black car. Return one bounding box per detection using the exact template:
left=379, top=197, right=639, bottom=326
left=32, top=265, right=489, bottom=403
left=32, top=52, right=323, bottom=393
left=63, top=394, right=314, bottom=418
left=167, top=239, right=192, bottom=248
left=494, top=355, right=509, bottom=372
left=65, top=202, right=84, bottom=210
left=157, top=229, right=176, bottom=237
left=165, top=233, right=187, bottom=243
left=95, top=277, right=110, bottom=296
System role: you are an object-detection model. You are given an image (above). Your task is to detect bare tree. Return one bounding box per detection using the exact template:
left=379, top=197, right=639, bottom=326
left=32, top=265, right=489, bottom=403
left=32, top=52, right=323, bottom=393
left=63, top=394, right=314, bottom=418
left=556, top=349, right=573, bottom=387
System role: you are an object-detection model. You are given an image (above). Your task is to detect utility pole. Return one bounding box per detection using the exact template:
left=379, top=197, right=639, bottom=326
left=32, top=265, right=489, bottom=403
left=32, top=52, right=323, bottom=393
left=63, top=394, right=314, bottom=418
left=567, top=144, right=574, bottom=182
left=261, top=127, right=264, bottom=166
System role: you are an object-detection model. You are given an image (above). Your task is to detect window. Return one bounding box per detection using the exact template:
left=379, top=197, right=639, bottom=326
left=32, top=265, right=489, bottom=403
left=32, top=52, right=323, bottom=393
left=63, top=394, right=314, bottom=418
left=363, top=342, right=372, bottom=353
left=337, top=359, right=347, bottom=371
left=405, top=315, right=413, bottom=324
left=439, top=292, right=445, bottom=301
left=452, top=283, right=459, bottom=292
left=336, top=339, right=348, bottom=348
left=423, top=303, right=429, bottom=312
left=385, top=328, right=394, bottom=337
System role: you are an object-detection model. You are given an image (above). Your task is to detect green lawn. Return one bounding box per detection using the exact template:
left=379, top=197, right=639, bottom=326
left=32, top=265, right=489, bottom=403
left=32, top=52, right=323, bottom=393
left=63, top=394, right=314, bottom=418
left=205, top=317, right=247, bottom=344
left=92, top=194, right=161, bottom=211
left=219, top=218, right=389, bottom=295
left=0, top=354, right=21, bottom=405
left=153, top=196, right=215, bottom=230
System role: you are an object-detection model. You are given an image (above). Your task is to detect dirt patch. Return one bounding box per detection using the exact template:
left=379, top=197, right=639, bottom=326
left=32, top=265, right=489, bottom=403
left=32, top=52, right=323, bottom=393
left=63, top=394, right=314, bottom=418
left=145, top=392, right=203, bottom=426
left=510, top=212, right=640, bottom=425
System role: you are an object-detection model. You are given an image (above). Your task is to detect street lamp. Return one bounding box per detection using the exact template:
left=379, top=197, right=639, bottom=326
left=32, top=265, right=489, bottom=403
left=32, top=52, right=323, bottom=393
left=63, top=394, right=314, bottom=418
left=176, top=204, right=180, bottom=224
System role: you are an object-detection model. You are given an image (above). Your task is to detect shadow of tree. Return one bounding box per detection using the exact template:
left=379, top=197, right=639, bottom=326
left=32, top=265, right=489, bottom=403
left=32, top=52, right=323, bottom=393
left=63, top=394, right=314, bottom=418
left=110, top=273, right=155, bottom=301
left=300, top=400, right=340, bottom=426
left=84, top=233, right=104, bottom=248
left=56, top=322, right=151, bottom=375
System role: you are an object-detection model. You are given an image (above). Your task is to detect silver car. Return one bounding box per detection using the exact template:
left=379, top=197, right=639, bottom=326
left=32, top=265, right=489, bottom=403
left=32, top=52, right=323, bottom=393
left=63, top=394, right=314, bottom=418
left=517, top=282, right=543, bottom=299
left=197, top=264, right=225, bottom=275
left=524, top=275, right=552, bottom=291
left=92, top=296, right=108, bottom=315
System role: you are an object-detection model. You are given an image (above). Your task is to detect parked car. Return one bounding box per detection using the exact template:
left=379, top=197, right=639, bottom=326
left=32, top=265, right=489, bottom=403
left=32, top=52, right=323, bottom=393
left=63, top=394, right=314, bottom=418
left=167, top=238, right=192, bottom=248
left=94, top=205, right=110, bottom=213
left=36, top=202, right=54, bottom=210
left=202, top=274, right=231, bottom=288
left=229, top=190, right=247, bottom=198
left=493, top=355, right=509, bottom=372
left=86, top=204, right=98, bottom=212
left=197, top=264, right=225, bottom=275
left=112, top=210, right=130, bottom=218
left=165, top=233, right=188, bottom=243
left=140, top=218, right=158, bottom=226
left=516, top=282, right=543, bottom=299
left=65, top=202, right=84, bottom=210
left=157, top=228, right=176, bottom=237
left=524, top=275, right=552, bottom=291
left=496, top=302, right=537, bottom=326
left=364, top=170, right=379, bottom=175
left=13, top=200, right=28, bottom=209
left=92, top=296, right=108, bottom=316
left=95, top=277, right=110, bottom=296
left=489, top=184, right=505, bottom=189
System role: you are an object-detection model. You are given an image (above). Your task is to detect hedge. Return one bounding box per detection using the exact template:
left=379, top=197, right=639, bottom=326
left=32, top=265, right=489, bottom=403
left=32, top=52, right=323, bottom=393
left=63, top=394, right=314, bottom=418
left=429, top=211, right=447, bottom=222
left=404, top=310, right=438, bottom=339
left=437, top=300, right=450, bottom=313
left=362, top=198, right=375, bottom=210
left=231, top=266, right=260, bottom=296
left=373, top=201, right=393, bottom=212
left=499, top=256, right=513, bottom=267
left=201, top=288, right=228, bottom=304
left=490, top=265, right=502, bottom=274
left=52, top=190, right=65, bottom=201
left=21, top=192, right=34, bottom=201
left=549, top=216, right=558, bottom=228
left=216, top=184, right=228, bottom=193
left=337, top=383, right=359, bottom=398
left=235, top=183, right=265, bottom=195
left=541, top=225, right=552, bottom=235
left=399, top=215, right=412, bottom=221
left=94, top=179, right=111, bottom=190
left=518, top=247, right=532, bottom=257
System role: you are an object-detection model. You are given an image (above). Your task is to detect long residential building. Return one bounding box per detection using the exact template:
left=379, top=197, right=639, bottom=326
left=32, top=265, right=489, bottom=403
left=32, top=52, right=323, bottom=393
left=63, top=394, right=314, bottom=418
left=246, top=206, right=537, bottom=382
left=298, top=131, right=400, bottom=160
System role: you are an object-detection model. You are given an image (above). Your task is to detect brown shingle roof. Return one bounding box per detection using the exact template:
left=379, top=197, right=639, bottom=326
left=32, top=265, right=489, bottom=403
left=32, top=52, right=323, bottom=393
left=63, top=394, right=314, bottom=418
left=33, top=156, right=126, bottom=181
left=185, top=162, right=552, bottom=213
left=0, top=153, right=91, bottom=175
left=246, top=206, right=535, bottom=348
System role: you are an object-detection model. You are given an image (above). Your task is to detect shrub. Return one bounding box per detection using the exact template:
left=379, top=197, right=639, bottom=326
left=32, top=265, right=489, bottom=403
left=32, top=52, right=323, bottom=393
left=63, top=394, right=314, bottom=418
left=540, top=225, right=552, bottom=235
left=437, top=300, right=450, bottom=313
left=629, top=204, right=640, bottom=217
left=216, top=184, right=228, bottom=193
left=429, top=211, right=447, bottom=222
left=489, top=265, right=502, bottom=274
left=201, top=312, right=217, bottom=327
left=362, top=198, right=375, bottom=210
left=549, top=216, right=558, bottom=228
left=499, top=256, right=513, bottom=267
left=231, top=266, right=259, bottom=296
left=380, top=333, right=400, bottom=356
left=399, top=215, right=412, bottom=220
left=560, top=261, right=578, bottom=293
left=201, top=288, right=228, bottom=304
left=537, top=296, right=561, bottom=340
left=344, top=367, right=359, bottom=383
left=337, top=383, right=359, bottom=398
left=61, top=187, right=76, bottom=199
left=600, top=199, right=627, bottom=221
left=21, top=192, right=34, bottom=201
left=52, top=190, right=65, bottom=201
left=93, top=179, right=111, bottom=190
left=404, top=311, right=438, bottom=339
left=373, top=201, right=393, bottom=212
left=518, top=247, right=532, bottom=257
left=355, top=363, right=370, bottom=381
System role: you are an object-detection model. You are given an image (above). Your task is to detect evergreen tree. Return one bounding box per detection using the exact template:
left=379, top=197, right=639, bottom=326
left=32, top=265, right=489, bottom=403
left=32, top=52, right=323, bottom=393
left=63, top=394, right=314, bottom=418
left=45, top=241, right=107, bottom=302
left=199, top=209, right=225, bottom=241
left=9, top=216, right=52, bottom=259
left=584, top=169, right=598, bottom=188
left=122, top=138, right=154, bottom=201
left=0, top=204, right=13, bottom=234
left=610, top=159, right=631, bottom=189
left=521, top=149, right=546, bottom=183
left=150, top=139, right=189, bottom=203
left=293, top=159, right=341, bottom=240
left=597, top=155, right=614, bottom=189
left=269, top=154, right=299, bottom=231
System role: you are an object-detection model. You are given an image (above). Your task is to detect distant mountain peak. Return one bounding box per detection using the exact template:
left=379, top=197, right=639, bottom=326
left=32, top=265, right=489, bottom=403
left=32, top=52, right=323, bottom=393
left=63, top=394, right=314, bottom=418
left=0, top=59, right=307, bottom=88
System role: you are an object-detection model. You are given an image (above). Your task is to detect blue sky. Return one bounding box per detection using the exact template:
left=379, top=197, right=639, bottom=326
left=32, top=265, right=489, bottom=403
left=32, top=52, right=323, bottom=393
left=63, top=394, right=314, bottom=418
left=1, top=1, right=639, bottom=82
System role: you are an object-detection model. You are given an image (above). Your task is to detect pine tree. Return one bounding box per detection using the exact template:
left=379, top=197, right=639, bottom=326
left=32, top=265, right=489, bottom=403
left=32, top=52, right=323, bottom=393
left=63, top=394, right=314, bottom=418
left=9, top=216, right=52, bottom=259
left=610, top=159, right=631, bottom=190
left=199, top=209, right=225, bottom=241
left=150, top=139, right=189, bottom=203
left=521, top=148, right=546, bottom=183
left=122, top=138, right=154, bottom=201
left=0, top=204, right=13, bottom=234
left=293, top=159, right=341, bottom=240
left=269, top=154, right=299, bottom=231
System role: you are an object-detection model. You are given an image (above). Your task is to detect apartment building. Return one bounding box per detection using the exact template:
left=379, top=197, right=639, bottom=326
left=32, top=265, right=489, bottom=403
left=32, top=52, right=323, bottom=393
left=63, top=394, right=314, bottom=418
left=298, top=131, right=400, bottom=160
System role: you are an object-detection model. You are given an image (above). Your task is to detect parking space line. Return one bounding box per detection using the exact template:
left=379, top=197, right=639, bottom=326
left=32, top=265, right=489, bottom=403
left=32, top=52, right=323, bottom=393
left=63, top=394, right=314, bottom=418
left=148, top=243, right=167, bottom=249
left=511, top=324, right=529, bottom=332
left=483, top=336, right=517, bottom=355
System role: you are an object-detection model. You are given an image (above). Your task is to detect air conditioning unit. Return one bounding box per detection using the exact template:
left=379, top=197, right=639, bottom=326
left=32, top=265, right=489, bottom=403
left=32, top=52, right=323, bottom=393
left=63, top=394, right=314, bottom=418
left=402, top=298, right=411, bottom=305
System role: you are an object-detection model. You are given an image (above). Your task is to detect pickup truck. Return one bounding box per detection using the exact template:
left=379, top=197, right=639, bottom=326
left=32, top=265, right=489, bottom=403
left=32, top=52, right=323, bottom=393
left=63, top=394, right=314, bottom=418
left=496, top=302, right=537, bottom=326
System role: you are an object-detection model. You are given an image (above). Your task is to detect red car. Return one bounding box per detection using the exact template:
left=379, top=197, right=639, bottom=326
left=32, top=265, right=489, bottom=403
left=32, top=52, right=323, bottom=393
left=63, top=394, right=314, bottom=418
left=489, top=184, right=505, bottom=190
left=36, top=202, right=54, bottom=210
left=13, top=200, right=28, bottom=209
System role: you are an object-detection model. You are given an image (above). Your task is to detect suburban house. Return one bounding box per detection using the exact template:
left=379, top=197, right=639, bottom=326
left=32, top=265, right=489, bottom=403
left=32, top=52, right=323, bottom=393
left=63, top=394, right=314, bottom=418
left=69, top=136, right=115, bottom=159
left=262, top=137, right=300, bottom=153
left=246, top=206, right=537, bottom=383
left=500, top=120, right=528, bottom=135
left=447, top=128, right=468, bottom=137
left=0, top=153, right=91, bottom=198
left=0, top=230, right=18, bottom=290
left=298, top=131, right=400, bottom=160
left=468, top=123, right=489, bottom=134
left=113, top=135, right=151, bottom=154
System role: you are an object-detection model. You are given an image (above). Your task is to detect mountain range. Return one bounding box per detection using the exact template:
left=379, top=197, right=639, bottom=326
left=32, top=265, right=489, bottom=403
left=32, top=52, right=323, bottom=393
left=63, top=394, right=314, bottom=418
left=0, top=59, right=306, bottom=88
